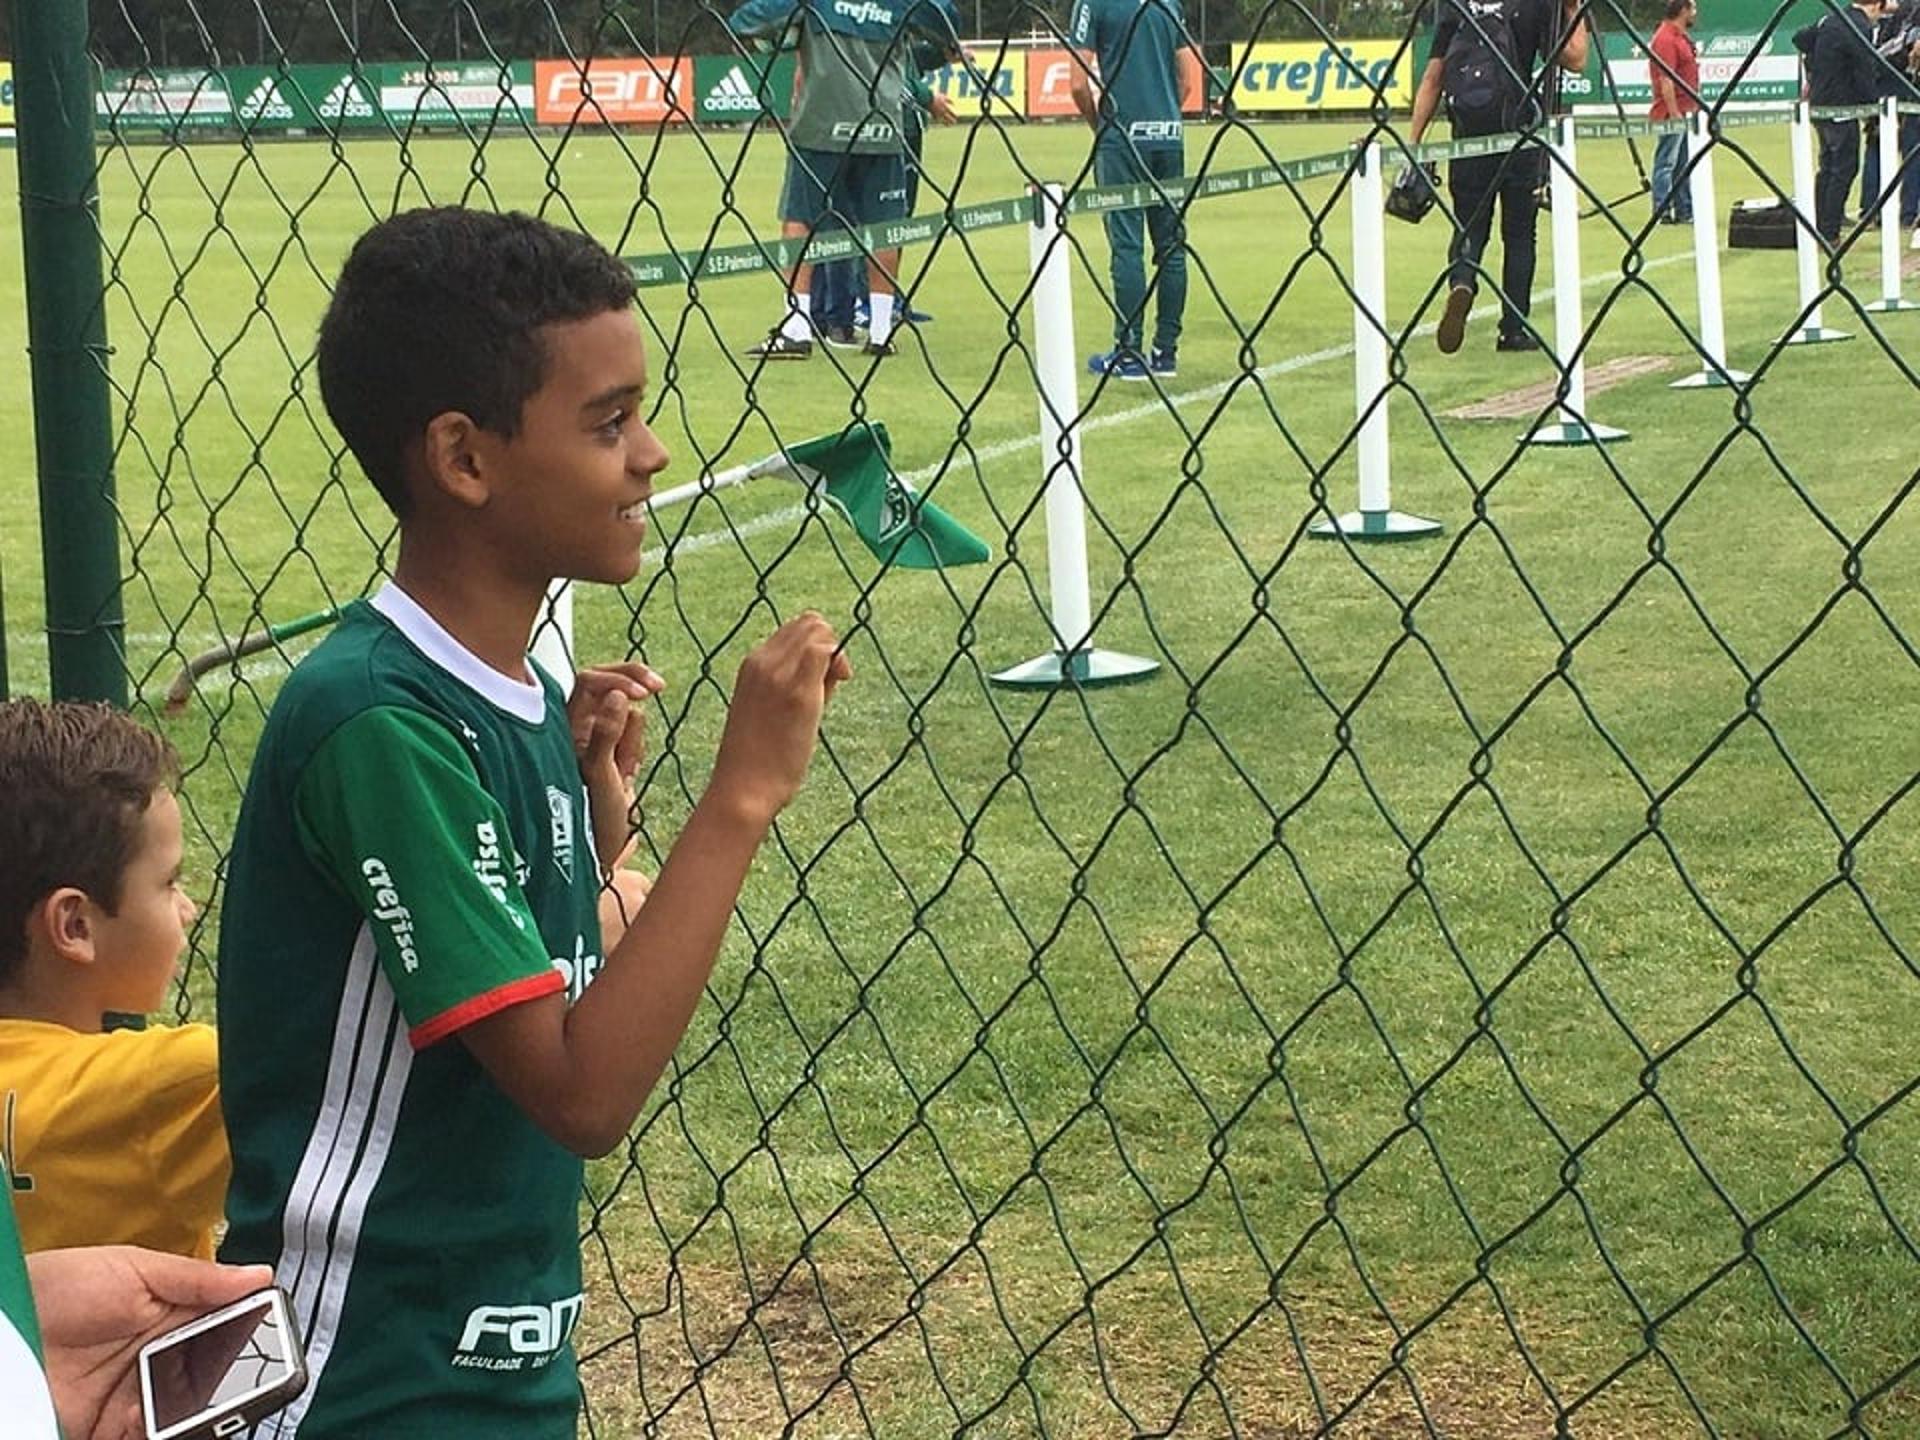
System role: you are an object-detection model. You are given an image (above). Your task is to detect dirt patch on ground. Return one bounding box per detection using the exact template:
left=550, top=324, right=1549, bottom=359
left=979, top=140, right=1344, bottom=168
left=576, top=1250, right=1692, bottom=1439
left=1444, top=355, right=1675, bottom=421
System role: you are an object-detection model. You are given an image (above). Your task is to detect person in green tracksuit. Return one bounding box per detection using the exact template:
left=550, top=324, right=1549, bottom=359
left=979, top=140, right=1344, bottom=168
left=729, top=0, right=963, bottom=359
left=1069, top=0, right=1206, bottom=381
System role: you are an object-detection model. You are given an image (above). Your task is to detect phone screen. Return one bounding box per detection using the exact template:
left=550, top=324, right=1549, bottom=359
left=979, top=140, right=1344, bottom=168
left=143, top=1291, right=301, bottom=1437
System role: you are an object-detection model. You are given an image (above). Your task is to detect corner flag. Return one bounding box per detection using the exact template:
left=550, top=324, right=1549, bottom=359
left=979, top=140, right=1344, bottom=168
left=776, top=423, right=991, bottom=570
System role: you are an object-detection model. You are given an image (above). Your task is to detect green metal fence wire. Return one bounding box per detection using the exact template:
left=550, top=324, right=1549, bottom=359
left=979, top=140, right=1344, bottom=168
left=9, top=0, right=1920, bottom=1433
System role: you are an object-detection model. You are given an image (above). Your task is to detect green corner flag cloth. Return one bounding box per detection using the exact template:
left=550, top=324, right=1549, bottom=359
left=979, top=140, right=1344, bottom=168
left=779, top=423, right=990, bottom=570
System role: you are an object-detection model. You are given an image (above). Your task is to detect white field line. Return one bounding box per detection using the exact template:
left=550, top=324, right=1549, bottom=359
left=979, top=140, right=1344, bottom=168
left=643, top=251, right=1694, bottom=565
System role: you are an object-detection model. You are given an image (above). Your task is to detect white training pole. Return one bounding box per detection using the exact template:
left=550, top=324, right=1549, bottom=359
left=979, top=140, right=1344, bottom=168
left=1031, top=181, right=1091, bottom=656
left=1353, top=142, right=1391, bottom=512
left=1867, top=97, right=1919, bottom=311
left=1526, top=117, right=1626, bottom=444
left=1786, top=100, right=1850, bottom=343
left=1310, top=143, right=1439, bottom=540
left=525, top=451, right=791, bottom=690
left=1673, top=110, right=1751, bottom=387
left=990, top=182, right=1156, bottom=688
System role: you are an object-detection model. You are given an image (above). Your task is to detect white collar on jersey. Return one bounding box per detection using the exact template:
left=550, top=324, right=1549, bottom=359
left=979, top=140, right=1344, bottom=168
left=368, top=581, right=548, bottom=725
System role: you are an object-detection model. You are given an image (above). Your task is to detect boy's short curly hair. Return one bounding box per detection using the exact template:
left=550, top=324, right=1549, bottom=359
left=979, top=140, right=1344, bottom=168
left=0, top=699, right=180, bottom=984
left=316, top=207, right=639, bottom=517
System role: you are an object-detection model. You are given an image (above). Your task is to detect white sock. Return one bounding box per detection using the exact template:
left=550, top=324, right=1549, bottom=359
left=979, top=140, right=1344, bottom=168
left=779, top=292, right=812, bottom=342
left=868, top=292, right=895, bottom=345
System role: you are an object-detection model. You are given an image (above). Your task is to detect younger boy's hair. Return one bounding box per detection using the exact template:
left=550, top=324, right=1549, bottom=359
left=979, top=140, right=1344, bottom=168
left=316, top=207, right=639, bottom=517
left=0, top=699, right=181, bottom=983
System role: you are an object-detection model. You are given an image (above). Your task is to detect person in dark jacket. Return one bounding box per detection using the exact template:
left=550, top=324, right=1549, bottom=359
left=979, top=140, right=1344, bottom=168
left=1795, top=0, right=1892, bottom=241
left=1858, top=0, right=1919, bottom=227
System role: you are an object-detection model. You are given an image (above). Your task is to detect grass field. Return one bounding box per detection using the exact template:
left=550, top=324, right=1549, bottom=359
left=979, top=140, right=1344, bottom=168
left=4, top=112, right=1919, bottom=1437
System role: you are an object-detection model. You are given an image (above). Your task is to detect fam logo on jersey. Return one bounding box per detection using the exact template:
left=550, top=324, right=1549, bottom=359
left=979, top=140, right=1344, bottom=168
left=546, top=786, right=576, bottom=884
left=453, top=1292, right=584, bottom=1372
left=830, top=118, right=897, bottom=143
left=705, top=65, right=763, bottom=114
left=361, top=856, right=421, bottom=972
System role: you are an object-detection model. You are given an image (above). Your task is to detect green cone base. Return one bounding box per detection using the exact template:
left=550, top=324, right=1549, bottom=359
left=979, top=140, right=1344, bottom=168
left=990, top=648, right=1160, bottom=690
left=1308, top=510, right=1444, bottom=542
left=1522, top=419, right=1630, bottom=447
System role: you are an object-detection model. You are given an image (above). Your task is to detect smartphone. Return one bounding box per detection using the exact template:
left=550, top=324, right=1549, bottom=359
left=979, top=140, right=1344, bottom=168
left=138, top=1286, right=307, bottom=1440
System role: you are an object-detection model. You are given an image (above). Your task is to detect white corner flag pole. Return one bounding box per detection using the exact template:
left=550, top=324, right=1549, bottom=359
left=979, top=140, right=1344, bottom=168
left=1673, top=110, right=1751, bottom=388
left=1866, top=96, right=1920, bottom=312
left=991, top=182, right=1156, bottom=689
left=1785, top=100, right=1851, bottom=344
left=1311, top=141, right=1441, bottom=542
left=526, top=448, right=818, bottom=692
left=1526, top=116, right=1627, bottom=445
left=529, top=581, right=575, bottom=689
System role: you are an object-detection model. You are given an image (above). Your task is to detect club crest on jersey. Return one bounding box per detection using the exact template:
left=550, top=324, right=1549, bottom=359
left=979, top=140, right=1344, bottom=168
left=547, top=786, right=577, bottom=883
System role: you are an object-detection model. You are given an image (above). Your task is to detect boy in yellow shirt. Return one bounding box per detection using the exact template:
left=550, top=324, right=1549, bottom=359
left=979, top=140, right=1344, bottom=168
left=0, top=699, right=228, bottom=1259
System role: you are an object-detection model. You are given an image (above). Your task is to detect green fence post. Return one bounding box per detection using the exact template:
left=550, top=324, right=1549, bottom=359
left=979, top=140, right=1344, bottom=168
left=12, top=0, right=127, bottom=705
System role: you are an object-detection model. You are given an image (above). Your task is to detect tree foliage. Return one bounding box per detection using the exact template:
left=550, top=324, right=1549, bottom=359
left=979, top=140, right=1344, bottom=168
left=72, top=0, right=1434, bottom=70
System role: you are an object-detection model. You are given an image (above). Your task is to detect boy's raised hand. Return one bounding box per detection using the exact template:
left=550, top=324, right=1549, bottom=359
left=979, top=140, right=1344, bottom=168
left=710, top=612, right=852, bottom=824
left=571, top=662, right=665, bottom=870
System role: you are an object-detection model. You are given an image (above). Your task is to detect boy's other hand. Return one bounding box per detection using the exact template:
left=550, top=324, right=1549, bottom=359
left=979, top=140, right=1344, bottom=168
left=571, top=664, right=663, bottom=782
left=572, top=663, right=665, bottom=869
left=710, top=613, right=851, bottom=824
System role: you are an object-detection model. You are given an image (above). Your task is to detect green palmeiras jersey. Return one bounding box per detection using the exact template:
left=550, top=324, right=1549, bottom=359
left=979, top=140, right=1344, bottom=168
left=218, top=584, right=608, bottom=1439
left=728, top=0, right=960, bottom=154
left=1069, top=0, right=1191, bottom=149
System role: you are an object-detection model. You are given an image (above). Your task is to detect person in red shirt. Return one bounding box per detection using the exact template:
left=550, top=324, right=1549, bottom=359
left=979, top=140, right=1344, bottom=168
left=1649, top=0, right=1702, bottom=222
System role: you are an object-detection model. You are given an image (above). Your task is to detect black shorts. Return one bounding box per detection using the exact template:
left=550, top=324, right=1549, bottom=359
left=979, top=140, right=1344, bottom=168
left=779, top=146, right=909, bottom=228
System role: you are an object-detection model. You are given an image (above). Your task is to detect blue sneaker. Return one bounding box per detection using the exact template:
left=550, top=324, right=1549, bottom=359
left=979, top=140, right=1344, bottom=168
left=906, top=307, right=935, bottom=324
left=1149, top=348, right=1177, bottom=378
left=852, top=298, right=870, bottom=331
left=1086, top=348, right=1149, bottom=380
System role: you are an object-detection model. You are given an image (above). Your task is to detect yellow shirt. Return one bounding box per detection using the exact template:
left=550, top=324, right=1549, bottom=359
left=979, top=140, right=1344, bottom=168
left=0, top=1019, right=229, bottom=1259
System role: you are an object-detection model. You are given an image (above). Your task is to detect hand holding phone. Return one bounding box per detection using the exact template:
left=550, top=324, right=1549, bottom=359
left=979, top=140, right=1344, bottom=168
left=139, top=1287, right=306, bottom=1440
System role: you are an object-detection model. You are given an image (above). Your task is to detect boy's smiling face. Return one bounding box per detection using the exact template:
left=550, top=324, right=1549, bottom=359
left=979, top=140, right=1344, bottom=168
left=89, top=787, right=197, bottom=1015
left=476, top=305, right=671, bottom=588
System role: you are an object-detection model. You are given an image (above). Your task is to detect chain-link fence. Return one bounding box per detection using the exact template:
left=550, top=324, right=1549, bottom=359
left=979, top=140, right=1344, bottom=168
left=6, top=0, right=1919, bottom=1433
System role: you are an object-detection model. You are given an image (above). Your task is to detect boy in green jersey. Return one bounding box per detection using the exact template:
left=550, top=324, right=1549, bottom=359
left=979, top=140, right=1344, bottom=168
left=216, top=208, right=851, bottom=1438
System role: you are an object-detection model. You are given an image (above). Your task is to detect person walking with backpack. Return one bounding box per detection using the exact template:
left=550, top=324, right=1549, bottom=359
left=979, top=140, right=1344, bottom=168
left=1406, top=0, right=1590, bottom=353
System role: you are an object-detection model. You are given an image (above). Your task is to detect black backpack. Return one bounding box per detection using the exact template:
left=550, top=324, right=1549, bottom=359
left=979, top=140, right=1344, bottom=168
left=1443, top=0, right=1532, bottom=135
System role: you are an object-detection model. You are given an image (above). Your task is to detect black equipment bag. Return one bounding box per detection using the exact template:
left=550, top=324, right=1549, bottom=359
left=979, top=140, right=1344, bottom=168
left=1386, top=162, right=1443, bottom=223
left=1728, top=198, right=1798, bottom=249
